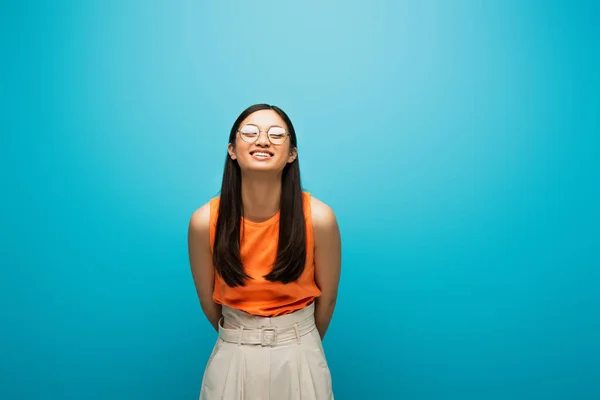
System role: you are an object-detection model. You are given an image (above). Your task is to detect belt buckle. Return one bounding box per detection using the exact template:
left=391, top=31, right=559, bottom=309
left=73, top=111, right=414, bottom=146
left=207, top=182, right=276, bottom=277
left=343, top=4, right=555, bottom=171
left=260, top=327, right=277, bottom=346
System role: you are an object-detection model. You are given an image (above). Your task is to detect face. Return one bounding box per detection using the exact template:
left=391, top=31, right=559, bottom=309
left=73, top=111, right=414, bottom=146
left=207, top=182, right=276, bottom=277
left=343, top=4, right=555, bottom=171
left=228, top=109, right=297, bottom=173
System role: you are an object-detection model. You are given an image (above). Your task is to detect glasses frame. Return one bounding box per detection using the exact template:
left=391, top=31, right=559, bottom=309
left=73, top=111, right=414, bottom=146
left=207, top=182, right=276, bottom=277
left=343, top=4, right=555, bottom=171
left=237, top=124, right=290, bottom=145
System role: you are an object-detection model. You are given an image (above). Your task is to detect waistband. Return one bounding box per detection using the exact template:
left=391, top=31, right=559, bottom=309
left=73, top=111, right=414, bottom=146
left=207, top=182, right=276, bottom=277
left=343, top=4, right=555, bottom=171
left=218, top=302, right=316, bottom=347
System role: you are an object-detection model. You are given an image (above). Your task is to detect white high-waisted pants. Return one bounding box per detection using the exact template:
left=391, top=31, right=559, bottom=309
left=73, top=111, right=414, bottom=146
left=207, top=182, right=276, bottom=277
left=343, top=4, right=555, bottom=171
left=200, top=302, right=334, bottom=399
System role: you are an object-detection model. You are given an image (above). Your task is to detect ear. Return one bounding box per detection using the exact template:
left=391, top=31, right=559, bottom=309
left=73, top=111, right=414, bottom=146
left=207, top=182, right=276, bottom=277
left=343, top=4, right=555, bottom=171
left=228, top=143, right=237, bottom=160
left=287, top=147, right=298, bottom=163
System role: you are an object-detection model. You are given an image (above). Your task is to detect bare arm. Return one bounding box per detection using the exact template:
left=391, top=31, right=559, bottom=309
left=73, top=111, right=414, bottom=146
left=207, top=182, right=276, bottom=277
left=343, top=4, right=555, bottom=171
left=188, top=202, right=222, bottom=332
left=311, top=196, right=342, bottom=340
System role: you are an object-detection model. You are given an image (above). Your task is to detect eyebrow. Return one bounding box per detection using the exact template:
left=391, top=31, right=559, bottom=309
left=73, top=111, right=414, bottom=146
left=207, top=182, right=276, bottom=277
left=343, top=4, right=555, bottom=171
left=243, top=123, right=285, bottom=130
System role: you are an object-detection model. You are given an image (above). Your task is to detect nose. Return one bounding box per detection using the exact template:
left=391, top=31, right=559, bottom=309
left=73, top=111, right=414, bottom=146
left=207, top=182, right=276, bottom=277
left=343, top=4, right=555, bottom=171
left=255, top=131, right=270, bottom=146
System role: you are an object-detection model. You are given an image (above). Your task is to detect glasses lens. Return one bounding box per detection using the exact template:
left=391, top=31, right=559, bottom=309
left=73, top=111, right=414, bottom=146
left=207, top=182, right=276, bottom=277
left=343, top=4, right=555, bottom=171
left=239, top=125, right=259, bottom=142
left=268, top=127, right=287, bottom=144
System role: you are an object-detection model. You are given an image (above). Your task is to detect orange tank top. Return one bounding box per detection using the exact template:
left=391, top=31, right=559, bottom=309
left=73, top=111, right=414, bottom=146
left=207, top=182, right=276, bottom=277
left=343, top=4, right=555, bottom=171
left=209, top=191, right=322, bottom=317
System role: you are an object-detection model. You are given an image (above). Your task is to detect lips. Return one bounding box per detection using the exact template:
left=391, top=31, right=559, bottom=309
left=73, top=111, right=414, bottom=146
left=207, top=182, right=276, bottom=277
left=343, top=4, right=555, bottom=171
left=250, top=150, right=274, bottom=157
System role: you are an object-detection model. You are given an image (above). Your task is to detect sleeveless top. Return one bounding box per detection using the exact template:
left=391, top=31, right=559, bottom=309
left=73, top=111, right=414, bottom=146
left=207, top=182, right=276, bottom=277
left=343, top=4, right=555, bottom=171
left=209, top=191, right=322, bottom=317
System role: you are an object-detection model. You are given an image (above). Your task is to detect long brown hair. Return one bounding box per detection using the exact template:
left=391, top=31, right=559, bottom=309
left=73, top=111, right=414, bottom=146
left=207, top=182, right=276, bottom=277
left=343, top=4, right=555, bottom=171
left=213, top=104, right=306, bottom=287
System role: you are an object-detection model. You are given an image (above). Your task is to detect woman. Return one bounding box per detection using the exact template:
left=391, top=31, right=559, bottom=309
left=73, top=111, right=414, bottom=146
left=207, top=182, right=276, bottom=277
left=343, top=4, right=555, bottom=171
left=188, top=104, right=341, bottom=399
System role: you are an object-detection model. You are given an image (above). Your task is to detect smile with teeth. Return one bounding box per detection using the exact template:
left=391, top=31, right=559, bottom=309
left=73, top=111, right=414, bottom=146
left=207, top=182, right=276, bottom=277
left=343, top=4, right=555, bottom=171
left=251, top=151, right=273, bottom=158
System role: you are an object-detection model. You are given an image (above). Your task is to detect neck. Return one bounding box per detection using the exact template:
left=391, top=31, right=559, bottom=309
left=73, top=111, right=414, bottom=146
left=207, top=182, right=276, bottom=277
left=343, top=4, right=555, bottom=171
left=240, top=173, right=282, bottom=222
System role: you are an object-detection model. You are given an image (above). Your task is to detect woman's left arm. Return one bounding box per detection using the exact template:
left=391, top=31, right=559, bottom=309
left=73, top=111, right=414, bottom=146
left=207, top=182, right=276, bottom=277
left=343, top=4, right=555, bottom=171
left=311, top=197, right=342, bottom=340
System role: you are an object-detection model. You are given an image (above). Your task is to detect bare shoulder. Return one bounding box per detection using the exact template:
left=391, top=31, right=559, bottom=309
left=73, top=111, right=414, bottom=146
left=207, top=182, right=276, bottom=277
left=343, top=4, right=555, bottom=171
left=188, top=200, right=212, bottom=236
left=310, top=195, right=339, bottom=231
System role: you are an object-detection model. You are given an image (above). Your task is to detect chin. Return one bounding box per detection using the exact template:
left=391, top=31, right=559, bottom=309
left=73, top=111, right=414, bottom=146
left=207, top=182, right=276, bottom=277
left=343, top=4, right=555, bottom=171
left=240, top=162, right=284, bottom=174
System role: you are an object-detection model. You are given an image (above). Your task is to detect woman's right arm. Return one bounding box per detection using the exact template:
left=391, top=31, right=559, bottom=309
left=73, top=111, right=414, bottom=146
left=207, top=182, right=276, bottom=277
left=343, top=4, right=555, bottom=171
left=188, top=202, right=222, bottom=332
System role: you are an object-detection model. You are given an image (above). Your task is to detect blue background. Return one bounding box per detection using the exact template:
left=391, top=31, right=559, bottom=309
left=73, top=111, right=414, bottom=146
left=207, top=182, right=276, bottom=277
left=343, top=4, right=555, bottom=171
left=1, top=0, right=599, bottom=399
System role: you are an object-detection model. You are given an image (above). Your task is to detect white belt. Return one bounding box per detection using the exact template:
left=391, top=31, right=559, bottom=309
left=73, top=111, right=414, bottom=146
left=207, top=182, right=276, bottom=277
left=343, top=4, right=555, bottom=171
left=218, top=315, right=316, bottom=347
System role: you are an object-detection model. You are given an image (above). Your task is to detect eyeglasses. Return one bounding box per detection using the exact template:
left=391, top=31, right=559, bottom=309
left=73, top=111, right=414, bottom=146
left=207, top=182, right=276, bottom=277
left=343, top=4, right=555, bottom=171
left=237, top=124, right=289, bottom=145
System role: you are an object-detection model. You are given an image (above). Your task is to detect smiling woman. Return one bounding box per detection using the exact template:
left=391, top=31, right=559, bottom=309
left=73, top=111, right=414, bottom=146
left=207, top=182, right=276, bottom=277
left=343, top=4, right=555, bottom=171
left=228, top=111, right=298, bottom=175
left=188, top=104, right=341, bottom=399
